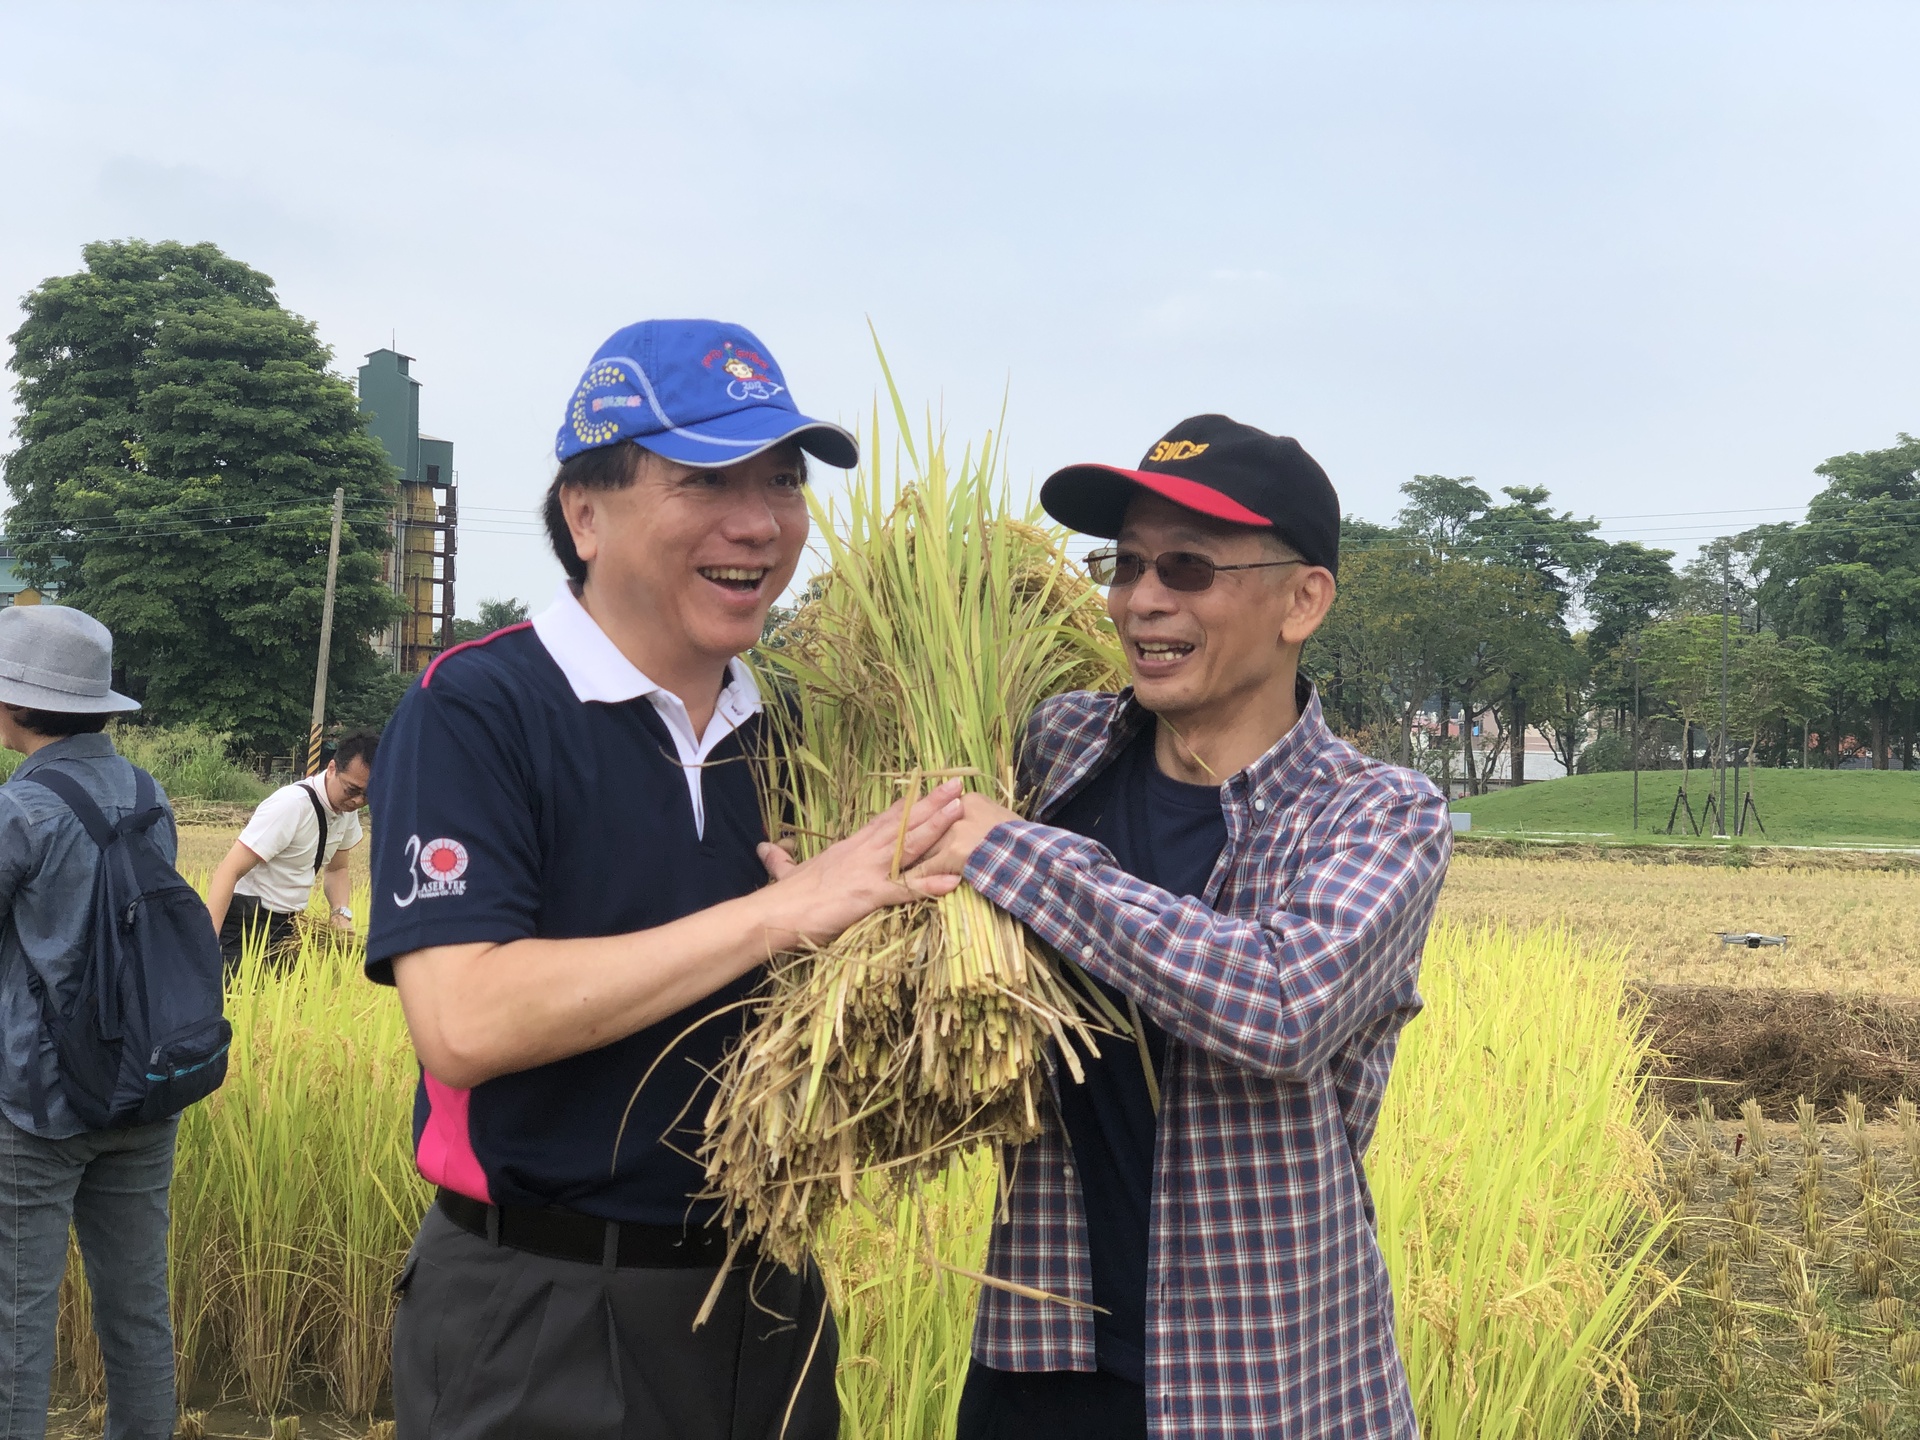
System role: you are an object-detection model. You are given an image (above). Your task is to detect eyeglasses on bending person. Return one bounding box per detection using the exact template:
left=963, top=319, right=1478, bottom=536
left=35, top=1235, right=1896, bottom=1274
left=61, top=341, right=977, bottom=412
left=1084, top=547, right=1307, bottom=593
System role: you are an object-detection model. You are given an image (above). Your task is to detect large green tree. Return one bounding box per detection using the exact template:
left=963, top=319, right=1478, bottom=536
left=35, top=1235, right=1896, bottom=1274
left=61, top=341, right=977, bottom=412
left=4, top=240, right=399, bottom=753
left=1586, top=541, right=1678, bottom=659
left=1464, top=485, right=1603, bottom=784
left=1750, top=436, right=1920, bottom=768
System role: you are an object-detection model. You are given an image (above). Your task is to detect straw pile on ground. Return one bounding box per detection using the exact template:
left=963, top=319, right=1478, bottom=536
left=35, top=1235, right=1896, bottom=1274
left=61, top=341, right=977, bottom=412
left=701, top=408, right=1124, bottom=1269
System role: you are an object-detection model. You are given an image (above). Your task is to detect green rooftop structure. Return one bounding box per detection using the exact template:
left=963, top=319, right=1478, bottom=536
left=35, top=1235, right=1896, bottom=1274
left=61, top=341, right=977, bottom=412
left=357, top=349, right=458, bottom=673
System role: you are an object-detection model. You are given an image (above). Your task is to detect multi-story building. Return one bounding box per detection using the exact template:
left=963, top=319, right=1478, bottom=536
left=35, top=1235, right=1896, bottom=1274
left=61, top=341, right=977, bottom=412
left=356, top=348, right=457, bottom=673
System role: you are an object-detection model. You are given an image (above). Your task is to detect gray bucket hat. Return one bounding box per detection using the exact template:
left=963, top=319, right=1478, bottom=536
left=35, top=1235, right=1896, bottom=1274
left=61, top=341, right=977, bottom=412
left=0, top=606, right=140, bottom=714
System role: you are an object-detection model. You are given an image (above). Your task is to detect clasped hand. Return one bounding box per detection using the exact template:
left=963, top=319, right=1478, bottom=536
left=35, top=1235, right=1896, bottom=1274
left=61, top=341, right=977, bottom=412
left=753, top=782, right=1021, bottom=948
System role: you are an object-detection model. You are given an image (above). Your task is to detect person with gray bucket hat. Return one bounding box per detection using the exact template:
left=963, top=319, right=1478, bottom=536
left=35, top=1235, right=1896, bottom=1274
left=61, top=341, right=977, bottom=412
left=0, top=605, right=216, bottom=1440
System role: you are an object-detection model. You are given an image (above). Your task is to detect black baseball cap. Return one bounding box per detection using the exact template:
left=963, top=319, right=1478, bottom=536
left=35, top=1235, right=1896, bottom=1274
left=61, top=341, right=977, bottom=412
left=1040, top=414, right=1340, bottom=577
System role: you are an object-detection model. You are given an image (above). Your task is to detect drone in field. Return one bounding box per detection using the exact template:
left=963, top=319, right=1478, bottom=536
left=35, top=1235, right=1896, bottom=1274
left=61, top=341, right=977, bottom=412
left=1716, top=932, right=1790, bottom=949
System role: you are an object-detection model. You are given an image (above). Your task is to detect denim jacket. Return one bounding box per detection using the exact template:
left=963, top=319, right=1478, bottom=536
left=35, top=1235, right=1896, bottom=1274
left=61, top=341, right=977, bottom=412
left=0, top=734, right=177, bottom=1139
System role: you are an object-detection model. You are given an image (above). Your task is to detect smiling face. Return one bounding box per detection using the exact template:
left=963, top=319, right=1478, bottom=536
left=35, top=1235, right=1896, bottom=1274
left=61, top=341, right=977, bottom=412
left=1108, top=492, right=1334, bottom=727
left=562, top=443, right=809, bottom=674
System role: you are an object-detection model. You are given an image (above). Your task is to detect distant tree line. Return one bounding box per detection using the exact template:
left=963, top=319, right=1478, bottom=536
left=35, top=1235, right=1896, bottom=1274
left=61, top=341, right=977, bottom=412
left=9, top=244, right=1914, bottom=780
left=1308, top=440, right=1920, bottom=789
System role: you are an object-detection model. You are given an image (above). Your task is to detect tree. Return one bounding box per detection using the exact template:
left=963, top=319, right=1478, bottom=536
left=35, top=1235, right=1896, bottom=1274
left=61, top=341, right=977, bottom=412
left=1387, top=477, right=1493, bottom=789
left=450, top=596, right=531, bottom=645
left=4, top=241, right=400, bottom=754
left=1536, top=631, right=1597, bottom=775
left=1637, top=614, right=1723, bottom=786
left=1396, top=475, right=1490, bottom=557
left=1749, top=437, right=1920, bottom=769
left=1734, top=631, right=1830, bottom=771
left=1586, top=541, right=1677, bottom=659
left=1462, top=486, right=1602, bottom=784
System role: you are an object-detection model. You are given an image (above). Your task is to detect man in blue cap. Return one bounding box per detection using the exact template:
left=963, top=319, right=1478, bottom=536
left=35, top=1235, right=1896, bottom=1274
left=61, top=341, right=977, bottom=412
left=367, top=321, right=967, bottom=1439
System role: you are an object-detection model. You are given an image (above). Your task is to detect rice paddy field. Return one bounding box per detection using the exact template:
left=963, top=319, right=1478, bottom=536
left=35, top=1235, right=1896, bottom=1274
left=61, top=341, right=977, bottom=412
left=46, top=860, right=1679, bottom=1439
left=39, top=824, right=1915, bottom=1437
left=1438, top=849, right=1920, bottom=992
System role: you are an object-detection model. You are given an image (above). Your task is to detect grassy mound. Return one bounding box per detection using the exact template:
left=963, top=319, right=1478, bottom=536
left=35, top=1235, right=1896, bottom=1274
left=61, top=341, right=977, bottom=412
left=1451, top=769, right=1920, bottom=848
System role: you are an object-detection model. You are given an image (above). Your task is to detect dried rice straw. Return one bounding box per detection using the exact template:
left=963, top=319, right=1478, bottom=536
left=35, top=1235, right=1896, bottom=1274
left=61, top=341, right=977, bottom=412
left=700, top=378, right=1124, bottom=1270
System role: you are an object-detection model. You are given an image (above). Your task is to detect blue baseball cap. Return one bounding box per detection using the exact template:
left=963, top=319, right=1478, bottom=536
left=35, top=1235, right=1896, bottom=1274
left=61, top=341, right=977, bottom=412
left=554, top=319, right=859, bottom=470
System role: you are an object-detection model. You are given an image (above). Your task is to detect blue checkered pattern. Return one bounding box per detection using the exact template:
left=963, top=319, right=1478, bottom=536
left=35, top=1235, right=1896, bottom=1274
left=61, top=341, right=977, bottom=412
left=962, top=683, right=1451, bottom=1438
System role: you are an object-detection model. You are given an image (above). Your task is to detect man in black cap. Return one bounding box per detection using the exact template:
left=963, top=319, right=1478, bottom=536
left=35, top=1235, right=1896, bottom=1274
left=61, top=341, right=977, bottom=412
left=912, top=416, right=1451, bottom=1439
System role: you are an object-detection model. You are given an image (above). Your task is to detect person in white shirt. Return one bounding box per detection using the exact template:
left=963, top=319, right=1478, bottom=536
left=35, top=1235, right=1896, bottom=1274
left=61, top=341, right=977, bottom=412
left=206, top=728, right=378, bottom=966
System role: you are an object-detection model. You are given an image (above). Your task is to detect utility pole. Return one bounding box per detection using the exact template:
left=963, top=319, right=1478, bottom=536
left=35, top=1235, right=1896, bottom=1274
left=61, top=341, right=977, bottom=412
left=1715, top=554, right=1731, bottom=838
left=306, top=488, right=346, bottom=776
left=1630, top=638, right=1641, bottom=832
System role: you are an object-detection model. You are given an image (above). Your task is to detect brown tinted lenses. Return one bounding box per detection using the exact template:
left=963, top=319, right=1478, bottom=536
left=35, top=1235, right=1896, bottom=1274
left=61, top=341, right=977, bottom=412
left=1086, top=549, right=1218, bottom=592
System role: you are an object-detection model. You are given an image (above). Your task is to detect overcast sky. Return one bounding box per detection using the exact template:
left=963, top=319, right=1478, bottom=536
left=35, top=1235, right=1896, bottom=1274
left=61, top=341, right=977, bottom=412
left=3, top=2, right=1917, bottom=614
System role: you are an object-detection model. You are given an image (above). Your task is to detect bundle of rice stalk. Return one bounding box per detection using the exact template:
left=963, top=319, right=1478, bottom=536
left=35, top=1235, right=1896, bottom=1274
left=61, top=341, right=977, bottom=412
left=702, top=388, right=1124, bottom=1269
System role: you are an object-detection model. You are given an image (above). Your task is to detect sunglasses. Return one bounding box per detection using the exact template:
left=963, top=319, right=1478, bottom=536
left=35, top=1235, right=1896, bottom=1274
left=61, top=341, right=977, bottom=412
left=1085, top=547, right=1305, bottom=593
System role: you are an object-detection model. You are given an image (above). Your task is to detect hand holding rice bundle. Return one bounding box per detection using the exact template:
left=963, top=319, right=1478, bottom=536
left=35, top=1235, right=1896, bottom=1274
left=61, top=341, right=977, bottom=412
left=701, top=406, right=1124, bottom=1269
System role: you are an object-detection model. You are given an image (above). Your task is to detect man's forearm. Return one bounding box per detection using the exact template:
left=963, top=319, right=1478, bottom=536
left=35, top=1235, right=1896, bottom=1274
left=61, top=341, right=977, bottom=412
left=395, top=887, right=813, bottom=1088
left=207, top=841, right=265, bottom=934
left=205, top=871, right=237, bottom=935
left=390, top=781, right=968, bottom=1089
left=966, top=808, right=1450, bottom=1080
left=323, top=866, right=352, bottom=917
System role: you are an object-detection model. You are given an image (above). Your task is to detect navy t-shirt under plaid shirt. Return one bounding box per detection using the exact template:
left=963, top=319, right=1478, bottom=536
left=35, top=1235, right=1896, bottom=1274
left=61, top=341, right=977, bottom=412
left=1049, top=724, right=1225, bottom=1385
left=365, top=586, right=769, bottom=1228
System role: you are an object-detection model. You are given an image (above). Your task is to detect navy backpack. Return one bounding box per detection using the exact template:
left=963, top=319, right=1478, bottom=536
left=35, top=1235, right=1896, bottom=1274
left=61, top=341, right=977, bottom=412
left=16, top=766, right=230, bottom=1131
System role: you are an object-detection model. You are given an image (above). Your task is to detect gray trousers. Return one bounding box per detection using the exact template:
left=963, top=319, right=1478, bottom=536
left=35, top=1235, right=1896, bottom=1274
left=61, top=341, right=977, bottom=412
left=0, top=1116, right=178, bottom=1440
left=392, top=1207, right=839, bottom=1440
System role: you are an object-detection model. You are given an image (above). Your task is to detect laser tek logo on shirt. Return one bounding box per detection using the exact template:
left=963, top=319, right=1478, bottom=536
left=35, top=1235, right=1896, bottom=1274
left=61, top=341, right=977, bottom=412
left=392, top=835, right=469, bottom=907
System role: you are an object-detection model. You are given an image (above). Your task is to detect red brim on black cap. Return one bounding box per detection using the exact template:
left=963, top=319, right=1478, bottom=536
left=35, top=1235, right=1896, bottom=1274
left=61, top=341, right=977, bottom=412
left=1039, top=464, right=1272, bottom=538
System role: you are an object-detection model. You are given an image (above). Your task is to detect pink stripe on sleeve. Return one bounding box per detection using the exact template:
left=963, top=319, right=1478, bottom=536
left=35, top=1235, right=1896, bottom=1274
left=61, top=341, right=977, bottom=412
left=415, top=1073, right=492, bottom=1202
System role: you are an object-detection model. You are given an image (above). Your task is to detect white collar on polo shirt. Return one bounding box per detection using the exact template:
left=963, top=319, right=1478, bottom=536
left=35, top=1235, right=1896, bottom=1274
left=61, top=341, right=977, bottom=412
left=530, top=583, right=761, bottom=837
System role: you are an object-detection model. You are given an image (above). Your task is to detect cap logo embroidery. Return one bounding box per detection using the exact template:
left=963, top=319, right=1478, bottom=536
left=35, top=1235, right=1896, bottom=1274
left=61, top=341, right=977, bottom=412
left=701, top=342, right=783, bottom=402
left=570, top=361, right=635, bottom=446
left=1148, top=439, right=1210, bottom=463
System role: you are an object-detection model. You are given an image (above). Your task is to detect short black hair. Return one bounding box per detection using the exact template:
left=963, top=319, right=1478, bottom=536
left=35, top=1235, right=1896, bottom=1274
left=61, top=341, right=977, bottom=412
left=7, top=706, right=110, bottom=738
left=333, top=727, right=380, bottom=771
left=541, top=441, right=810, bottom=585
left=543, top=444, right=646, bottom=585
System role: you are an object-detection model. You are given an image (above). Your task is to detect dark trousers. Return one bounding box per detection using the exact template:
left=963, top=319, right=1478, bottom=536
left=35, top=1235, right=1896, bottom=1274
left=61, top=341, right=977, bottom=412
left=217, top=894, right=298, bottom=971
left=956, top=1361, right=1148, bottom=1440
left=392, top=1206, right=839, bottom=1440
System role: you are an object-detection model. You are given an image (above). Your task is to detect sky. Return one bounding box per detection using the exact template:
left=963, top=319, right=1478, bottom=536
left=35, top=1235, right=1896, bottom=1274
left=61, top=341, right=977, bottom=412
left=3, top=1, right=1918, bottom=615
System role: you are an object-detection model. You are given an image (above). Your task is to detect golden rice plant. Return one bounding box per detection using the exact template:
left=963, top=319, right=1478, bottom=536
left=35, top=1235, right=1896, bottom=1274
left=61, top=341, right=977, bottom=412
left=821, top=919, right=1671, bottom=1438
left=699, top=380, right=1124, bottom=1268
left=172, top=906, right=425, bottom=1414
left=820, top=1153, right=995, bottom=1440
left=1369, top=921, right=1669, bottom=1439
left=59, top=893, right=432, bottom=1416
left=53, top=880, right=1659, bottom=1438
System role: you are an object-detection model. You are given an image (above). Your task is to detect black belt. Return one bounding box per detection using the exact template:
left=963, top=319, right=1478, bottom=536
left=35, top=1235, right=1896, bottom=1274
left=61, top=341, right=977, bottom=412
left=436, top=1189, right=745, bottom=1270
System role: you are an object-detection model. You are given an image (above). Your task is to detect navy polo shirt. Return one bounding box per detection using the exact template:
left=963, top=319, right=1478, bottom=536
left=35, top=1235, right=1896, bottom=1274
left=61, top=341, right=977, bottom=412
left=1048, top=723, right=1227, bottom=1385
left=366, top=599, right=770, bottom=1228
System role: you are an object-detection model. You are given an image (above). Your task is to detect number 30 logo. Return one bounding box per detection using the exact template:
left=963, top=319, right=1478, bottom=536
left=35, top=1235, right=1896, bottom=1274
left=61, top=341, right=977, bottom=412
left=393, top=835, right=470, bottom=908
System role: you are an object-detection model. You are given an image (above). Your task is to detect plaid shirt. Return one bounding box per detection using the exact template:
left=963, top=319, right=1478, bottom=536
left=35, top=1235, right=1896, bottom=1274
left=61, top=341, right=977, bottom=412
left=962, top=682, right=1450, bottom=1439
